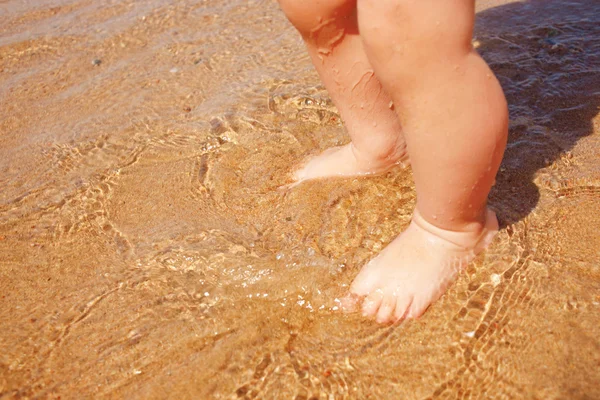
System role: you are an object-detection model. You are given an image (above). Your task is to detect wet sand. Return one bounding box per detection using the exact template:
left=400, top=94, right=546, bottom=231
left=1, top=0, right=599, bottom=398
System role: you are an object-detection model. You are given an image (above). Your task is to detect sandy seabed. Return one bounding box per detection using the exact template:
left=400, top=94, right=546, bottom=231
left=1, top=0, right=599, bottom=398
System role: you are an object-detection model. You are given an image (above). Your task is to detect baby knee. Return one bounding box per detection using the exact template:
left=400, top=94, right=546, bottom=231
left=278, top=0, right=355, bottom=37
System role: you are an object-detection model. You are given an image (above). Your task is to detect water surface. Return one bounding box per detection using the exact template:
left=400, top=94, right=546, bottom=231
left=1, top=0, right=599, bottom=398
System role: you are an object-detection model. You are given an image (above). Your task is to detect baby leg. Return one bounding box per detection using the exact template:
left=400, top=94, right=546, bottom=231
left=278, top=0, right=408, bottom=181
left=348, top=0, right=508, bottom=323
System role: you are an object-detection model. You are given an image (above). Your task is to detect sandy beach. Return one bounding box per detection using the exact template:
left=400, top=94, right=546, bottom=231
left=1, top=0, right=599, bottom=398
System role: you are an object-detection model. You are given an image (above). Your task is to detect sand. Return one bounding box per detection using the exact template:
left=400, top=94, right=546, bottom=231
left=1, top=0, right=599, bottom=398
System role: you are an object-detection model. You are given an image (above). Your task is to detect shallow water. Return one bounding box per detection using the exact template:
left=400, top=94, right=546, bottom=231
left=1, top=0, right=599, bottom=398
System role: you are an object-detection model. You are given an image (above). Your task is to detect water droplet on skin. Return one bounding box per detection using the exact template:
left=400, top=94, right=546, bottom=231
left=432, top=215, right=438, bottom=220
left=373, top=121, right=377, bottom=127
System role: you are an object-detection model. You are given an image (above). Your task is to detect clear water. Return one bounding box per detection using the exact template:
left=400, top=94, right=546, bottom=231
left=1, top=0, right=599, bottom=398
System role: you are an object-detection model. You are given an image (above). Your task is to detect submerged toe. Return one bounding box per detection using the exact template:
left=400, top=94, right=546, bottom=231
left=407, top=296, right=430, bottom=319
left=349, top=262, right=378, bottom=296
left=362, top=290, right=384, bottom=317
left=393, top=294, right=413, bottom=322
left=376, top=295, right=397, bottom=323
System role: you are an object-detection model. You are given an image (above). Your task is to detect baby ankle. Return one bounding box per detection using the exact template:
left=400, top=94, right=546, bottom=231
left=350, top=141, right=406, bottom=167
left=411, top=209, right=492, bottom=250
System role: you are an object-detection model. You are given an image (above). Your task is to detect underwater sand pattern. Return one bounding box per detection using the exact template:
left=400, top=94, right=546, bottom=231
left=0, top=0, right=599, bottom=398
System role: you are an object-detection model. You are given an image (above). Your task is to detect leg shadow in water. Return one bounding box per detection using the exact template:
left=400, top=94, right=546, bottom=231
left=475, top=0, right=600, bottom=225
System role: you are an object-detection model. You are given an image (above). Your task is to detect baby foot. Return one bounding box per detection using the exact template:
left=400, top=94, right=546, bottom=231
left=293, top=142, right=409, bottom=184
left=346, top=208, right=499, bottom=323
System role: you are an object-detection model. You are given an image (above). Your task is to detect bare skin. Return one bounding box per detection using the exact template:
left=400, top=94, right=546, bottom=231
left=279, top=0, right=508, bottom=323
left=278, top=0, right=409, bottom=182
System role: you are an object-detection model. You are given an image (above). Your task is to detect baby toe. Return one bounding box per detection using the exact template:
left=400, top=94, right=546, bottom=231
left=376, top=294, right=396, bottom=324
left=407, top=296, right=430, bottom=319
left=362, top=290, right=383, bottom=317
left=393, top=294, right=413, bottom=322
left=349, top=263, right=378, bottom=297
left=339, top=293, right=361, bottom=313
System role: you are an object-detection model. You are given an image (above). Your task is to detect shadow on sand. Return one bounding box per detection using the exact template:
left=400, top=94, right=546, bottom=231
left=476, top=0, right=600, bottom=226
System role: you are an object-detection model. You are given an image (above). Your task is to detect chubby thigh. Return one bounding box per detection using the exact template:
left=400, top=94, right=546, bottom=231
left=277, top=0, right=357, bottom=36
